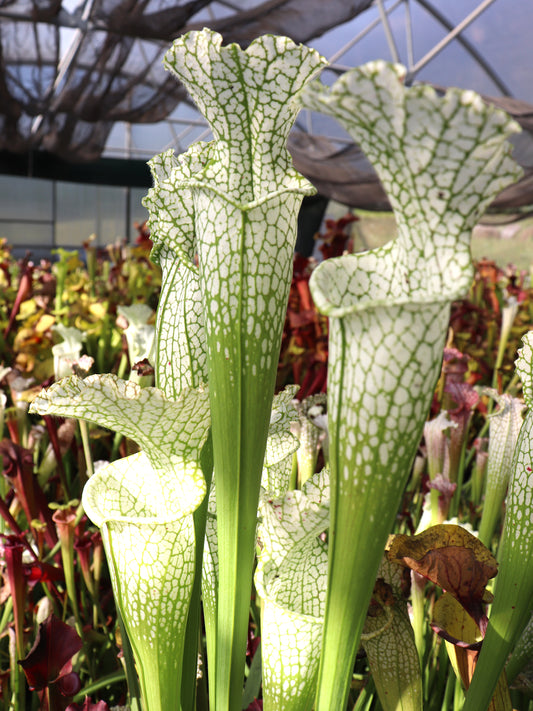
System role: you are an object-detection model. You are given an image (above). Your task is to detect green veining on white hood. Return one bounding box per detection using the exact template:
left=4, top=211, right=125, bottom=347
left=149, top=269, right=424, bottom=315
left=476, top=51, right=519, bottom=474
left=516, top=334, right=533, bottom=407
left=256, top=469, right=329, bottom=711
left=478, top=389, right=526, bottom=546
left=81, top=452, right=196, bottom=711
left=300, top=61, right=522, bottom=711
left=117, top=303, right=155, bottom=369
left=262, top=385, right=300, bottom=497
left=30, top=374, right=210, bottom=516
left=362, top=550, right=422, bottom=711
left=143, top=145, right=209, bottom=397
left=301, top=64, right=521, bottom=310
left=164, top=29, right=326, bottom=202
left=30, top=373, right=211, bottom=711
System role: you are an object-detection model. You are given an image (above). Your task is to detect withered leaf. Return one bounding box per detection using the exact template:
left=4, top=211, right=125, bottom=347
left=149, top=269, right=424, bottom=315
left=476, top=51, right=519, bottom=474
left=388, top=524, right=497, bottom=625
left=431, top=592, right=482, bottom=649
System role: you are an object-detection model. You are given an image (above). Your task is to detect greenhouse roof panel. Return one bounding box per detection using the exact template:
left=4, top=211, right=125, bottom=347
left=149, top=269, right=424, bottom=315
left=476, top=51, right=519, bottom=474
left=0, top=0, right=532, bottom=207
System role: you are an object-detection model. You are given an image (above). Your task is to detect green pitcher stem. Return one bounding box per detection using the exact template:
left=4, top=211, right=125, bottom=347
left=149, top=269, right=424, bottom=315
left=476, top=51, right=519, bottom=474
left=181, top=431, right=213, bottom=711
left=117, top=608, right=142, bottom=711
left=147, top=30, right=325, bottom=710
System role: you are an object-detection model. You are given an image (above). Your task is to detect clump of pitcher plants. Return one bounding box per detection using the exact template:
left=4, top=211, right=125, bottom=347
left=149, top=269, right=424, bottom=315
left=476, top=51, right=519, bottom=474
left=0, top=27, right=529, bottom=711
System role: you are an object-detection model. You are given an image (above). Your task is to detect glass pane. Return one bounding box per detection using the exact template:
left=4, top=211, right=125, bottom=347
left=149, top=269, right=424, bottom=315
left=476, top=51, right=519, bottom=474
left=129, top=187, right=149, bottom=242
left=0, top=175, right=53, bottom=221
left=56, top=182, right=127, bottom=247
left=97, top=185, right=128, bottom=245
left=0, top=221, right=53, bottom=250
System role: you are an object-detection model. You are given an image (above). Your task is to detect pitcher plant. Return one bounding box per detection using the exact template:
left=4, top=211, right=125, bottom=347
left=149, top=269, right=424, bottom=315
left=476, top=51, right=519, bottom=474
left=28, top=28, right=528, bottom=711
